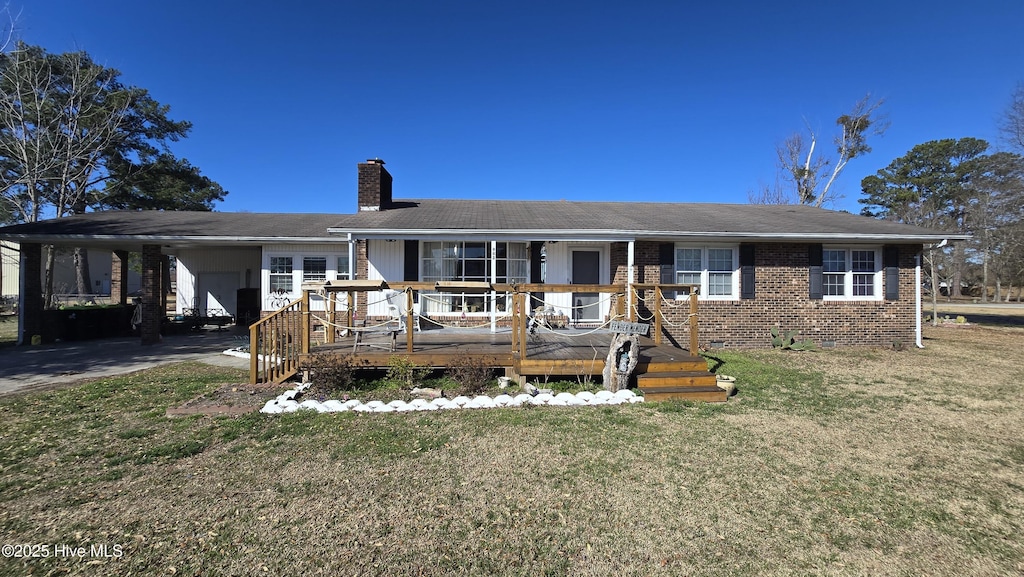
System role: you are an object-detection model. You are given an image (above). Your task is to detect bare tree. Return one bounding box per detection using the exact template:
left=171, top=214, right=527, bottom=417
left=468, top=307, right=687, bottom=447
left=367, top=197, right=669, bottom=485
left=772, top=94, right=888, bottom=207
left=1000, top=82, right=1024, bottom=154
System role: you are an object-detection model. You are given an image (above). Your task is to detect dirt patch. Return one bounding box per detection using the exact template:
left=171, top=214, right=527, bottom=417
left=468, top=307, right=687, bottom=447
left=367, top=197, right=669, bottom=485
left=166, top=383, right=284, bottom=417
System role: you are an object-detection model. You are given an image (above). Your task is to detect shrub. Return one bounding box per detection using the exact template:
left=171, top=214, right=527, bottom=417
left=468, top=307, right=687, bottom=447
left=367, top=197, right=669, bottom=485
left=301, top=352, right=357, bottom=392
left=385, top=356, right=431, bottom=389
left=445, top=355, right=496, bottom=396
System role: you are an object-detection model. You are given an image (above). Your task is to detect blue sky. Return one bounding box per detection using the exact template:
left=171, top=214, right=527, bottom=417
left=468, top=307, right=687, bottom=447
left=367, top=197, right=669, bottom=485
left=19, top=0, right=1024, bottom=215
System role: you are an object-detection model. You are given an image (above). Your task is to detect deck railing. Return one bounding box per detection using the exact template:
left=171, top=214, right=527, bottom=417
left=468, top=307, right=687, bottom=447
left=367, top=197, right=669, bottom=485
left=247, top=282, right=701, bottom=383
left=249, top=292, right=309, bottom=384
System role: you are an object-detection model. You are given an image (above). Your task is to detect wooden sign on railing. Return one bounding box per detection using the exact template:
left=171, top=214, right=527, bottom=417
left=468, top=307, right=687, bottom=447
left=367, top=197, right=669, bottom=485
left=608, top=320, right=650, bottom=336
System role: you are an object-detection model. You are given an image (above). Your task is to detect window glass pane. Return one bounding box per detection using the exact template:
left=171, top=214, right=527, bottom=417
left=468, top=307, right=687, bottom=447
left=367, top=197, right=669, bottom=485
left=708, top=272, right=732, bottom=295
left=675, top=248, right=701, bottom=271
left=708, top=248, right=733, bottom=271
left=676, top=272, right=700, bottom=285
left=853, top=273, right=874, bottom=296
left=507, top=243, right=528, bottom=259
left=463, top=243, right=486, bottom=259
left=852, top=250, right=875, bottom=272
left=824, top=273, right=844, bottom=296
left=336, top=255, right=350, bottom=280
left=463, top=260, right=486, bottom=279
left=270, top=256, right=292, bottom=274
left=823, top=250, right=845, bottom=273
left=303, top=257, right=327, bottom=282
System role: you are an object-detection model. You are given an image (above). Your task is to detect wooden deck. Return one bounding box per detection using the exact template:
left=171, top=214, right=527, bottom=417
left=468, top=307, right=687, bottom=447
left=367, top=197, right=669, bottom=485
left=302, top=328, right=726, bottom=401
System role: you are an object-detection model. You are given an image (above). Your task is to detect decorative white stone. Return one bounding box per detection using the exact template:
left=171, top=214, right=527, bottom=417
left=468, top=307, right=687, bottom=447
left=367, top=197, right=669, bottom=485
left=299, top=399, right=325, bottom=412
left=343, top=399, right=362, bottom=409
left=613, top=389, right=636, bottom=399
left=587, top=397, right=609, bottom=406
left=395, top=403, right=416, bottom=412
left=295, top=382, right=312, bottom=393
left=373, top=404, right=395, bottom=413
left=511, top=394, right=533, bottom=406
left=594, top=390, right=615, bottom=400
left=628, top=396, right=645, bottom=403
left=279, top=400, right=300, bottom=412
left=533, top=393, right=554, bottom=404
left=605, top=397, right=626, bottom=405
left=492, top=394, right=513, bottom=407
left=260, top=400, right=282, bottom=414
left=441, top=401, right=462, bottom=410
left=321, top=400, right=348, bottom=412
left=469, top=396, right=496, bottom=409
left=353, top=404, right=374, bottom=412
left=547, top=397, right=568, bottom=406
left=409, top=399, right=429, bottom=408
left=429, top=397, right=450, bottom=407
left=417, top=403, right=439, bottom=411
left=575, top=391, right=596, bottom=402
left=449, top=395, right=471, bottom=406
left=364, top=400, right=385, bottom=409
left=387, top=399, right=406, bottom=408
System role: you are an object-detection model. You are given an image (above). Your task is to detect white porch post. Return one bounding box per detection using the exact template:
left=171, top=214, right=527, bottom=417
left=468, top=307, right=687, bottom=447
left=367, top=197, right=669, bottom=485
left=490, top=240, right=497, bottom=334
left=915, top=252, right=923, bottom=348
left=627, top=240, right=635, bottom=318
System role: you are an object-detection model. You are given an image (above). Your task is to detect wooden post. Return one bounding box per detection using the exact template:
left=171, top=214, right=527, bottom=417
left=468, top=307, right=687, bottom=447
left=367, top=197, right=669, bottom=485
left=689, top=290, right=699, bottom=354
left=511, top=292, right=519, bottom=357
left=327, top=291, right=336, bottom=344
left=654, top=285, right=663, bottom=345
left=406, top=288, right=414, bottom=353
left=615, top=292, right=624, bottom=320
left=519, top=293, right=528, bottom=361
left=249, top=322, right=259, bottom=384
left=346, top=291, right=354, bottom=336
left=301, top=291, right=310, bottom=356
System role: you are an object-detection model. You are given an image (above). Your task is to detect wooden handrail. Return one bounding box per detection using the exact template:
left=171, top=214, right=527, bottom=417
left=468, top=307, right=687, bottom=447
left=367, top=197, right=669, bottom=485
left=249, top=296, right=306, bottom=384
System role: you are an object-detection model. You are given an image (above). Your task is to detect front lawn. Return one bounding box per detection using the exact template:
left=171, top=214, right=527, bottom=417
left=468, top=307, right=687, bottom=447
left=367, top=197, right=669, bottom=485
left=1, top=326, right=1022, bottom=576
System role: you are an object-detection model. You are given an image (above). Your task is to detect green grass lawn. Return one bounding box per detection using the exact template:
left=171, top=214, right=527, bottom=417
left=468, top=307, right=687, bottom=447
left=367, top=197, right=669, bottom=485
left=0, top=314, right=16, bottom=346
left=1, top=326, right=1022, bottom=576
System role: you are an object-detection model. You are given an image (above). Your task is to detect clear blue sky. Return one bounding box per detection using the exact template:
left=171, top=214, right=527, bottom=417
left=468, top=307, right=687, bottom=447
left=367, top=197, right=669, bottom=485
left=19, top=0, right=1024, bottom=215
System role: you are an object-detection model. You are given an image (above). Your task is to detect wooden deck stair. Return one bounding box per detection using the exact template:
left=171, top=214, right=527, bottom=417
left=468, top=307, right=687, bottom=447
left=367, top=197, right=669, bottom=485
left=636, top=357, right=728, bottom=403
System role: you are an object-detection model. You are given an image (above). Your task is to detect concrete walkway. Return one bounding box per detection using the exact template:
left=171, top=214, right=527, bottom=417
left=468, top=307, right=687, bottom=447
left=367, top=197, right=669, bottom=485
left=0, top=328, right=251, bottom=396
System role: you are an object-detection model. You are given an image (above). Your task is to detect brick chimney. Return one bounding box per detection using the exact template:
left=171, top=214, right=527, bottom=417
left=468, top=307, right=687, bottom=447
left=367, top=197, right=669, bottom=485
left=357, top=158, right=392, bottom=211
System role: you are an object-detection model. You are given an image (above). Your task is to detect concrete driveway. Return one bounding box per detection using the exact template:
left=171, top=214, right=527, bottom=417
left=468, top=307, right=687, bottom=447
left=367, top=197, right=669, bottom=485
left=0, top=328, right=251, bottom=396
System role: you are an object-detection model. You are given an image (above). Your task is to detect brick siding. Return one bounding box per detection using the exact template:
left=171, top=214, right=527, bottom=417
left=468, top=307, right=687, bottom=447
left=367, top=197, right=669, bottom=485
left=617, top=241, right=919, bottom=349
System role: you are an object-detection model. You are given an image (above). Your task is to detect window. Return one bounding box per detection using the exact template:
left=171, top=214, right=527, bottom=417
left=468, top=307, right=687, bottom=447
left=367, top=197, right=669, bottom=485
left=336, top=254, right=351, bottom=280
left=674, top=245, right=738, bottom=299
left=302, top=257, right=327, bottom=283
left=421, top=241, right=529, bottom=313
left=269, top=257, right=293, bottom=292
left=822, top=248, right=881, bottom=300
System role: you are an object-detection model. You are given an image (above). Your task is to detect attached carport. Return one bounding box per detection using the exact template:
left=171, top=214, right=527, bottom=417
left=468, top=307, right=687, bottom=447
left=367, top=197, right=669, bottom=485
left=0, top=211, right=348, bottom=346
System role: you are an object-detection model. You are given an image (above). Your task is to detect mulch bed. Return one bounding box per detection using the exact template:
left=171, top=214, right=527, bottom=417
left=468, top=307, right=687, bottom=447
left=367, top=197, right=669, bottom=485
left=166, top=383, right=285, bottom=417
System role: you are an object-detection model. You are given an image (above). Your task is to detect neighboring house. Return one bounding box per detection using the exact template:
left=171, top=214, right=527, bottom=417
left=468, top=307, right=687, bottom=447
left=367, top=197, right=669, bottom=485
left=0, top=159, right=964, bottom=347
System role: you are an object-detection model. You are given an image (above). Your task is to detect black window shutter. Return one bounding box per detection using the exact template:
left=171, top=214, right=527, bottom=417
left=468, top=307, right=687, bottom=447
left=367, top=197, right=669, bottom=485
left=403, top=240, right=418, bottom=281
left=808, top=244, right=823, bottom=300
left=740, top=244, right=756, bottom=299
left=883, top=245, right=900, bottom=300
left=659, top=243, right=676, bottom=298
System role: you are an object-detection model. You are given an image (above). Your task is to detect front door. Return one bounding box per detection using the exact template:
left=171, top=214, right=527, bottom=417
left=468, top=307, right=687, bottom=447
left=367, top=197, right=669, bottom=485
left=571, top=250, right=601, bottom=322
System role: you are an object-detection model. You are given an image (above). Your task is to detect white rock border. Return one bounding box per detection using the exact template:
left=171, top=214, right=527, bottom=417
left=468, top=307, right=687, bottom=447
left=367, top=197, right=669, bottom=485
left=260, top=383, right=643, bottom=415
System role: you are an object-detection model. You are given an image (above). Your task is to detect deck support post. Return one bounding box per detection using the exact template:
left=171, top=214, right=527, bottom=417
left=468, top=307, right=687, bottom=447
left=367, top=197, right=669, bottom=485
left=518, top=292, right=528, bottom=361
left=689, top=291, right=699, bottom=354
left=654, top=285, right=663, bottom=345
left=249, top=321, right=259, bottom=384
left=327, top=291, right=337, bottom=344
left=301, top=291, right=310, bottom=356
left=406, top=288, right=414, bottom=353
left=347, top=291, right=354, bottom=335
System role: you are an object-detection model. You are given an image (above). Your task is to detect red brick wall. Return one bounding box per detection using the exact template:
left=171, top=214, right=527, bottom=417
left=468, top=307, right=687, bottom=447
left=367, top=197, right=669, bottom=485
left=614, top=241, right=920, bottom=349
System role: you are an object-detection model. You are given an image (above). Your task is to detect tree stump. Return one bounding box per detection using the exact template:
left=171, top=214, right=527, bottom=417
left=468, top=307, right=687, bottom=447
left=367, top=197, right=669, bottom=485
left=603, top=333, right=639, bottom=391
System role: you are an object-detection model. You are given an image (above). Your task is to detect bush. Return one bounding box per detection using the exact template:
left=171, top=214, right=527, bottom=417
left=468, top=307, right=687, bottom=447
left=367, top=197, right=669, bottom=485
left=301, top=352, right=357, bottom=392
left=445, top=355, right=496, bottom=396
left=385, top=356, right=431, bottom=389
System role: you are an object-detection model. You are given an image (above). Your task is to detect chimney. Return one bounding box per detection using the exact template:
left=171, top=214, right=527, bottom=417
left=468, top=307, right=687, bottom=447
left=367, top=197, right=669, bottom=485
left=357, top=158, right=392, bottom=211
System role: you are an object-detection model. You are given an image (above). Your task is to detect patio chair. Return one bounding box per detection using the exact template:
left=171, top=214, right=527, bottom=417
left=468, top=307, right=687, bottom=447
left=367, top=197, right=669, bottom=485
left=385, top=289, right=421, bottom=333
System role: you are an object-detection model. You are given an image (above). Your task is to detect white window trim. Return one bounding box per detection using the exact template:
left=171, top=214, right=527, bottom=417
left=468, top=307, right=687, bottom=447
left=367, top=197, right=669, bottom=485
left=419, top=241, right=531, bottom=316
left=263, top=249, right=351, bottom=308
left=675, top=244, right=740, bottom=301
left=822, top=246, right=883, bottom=302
